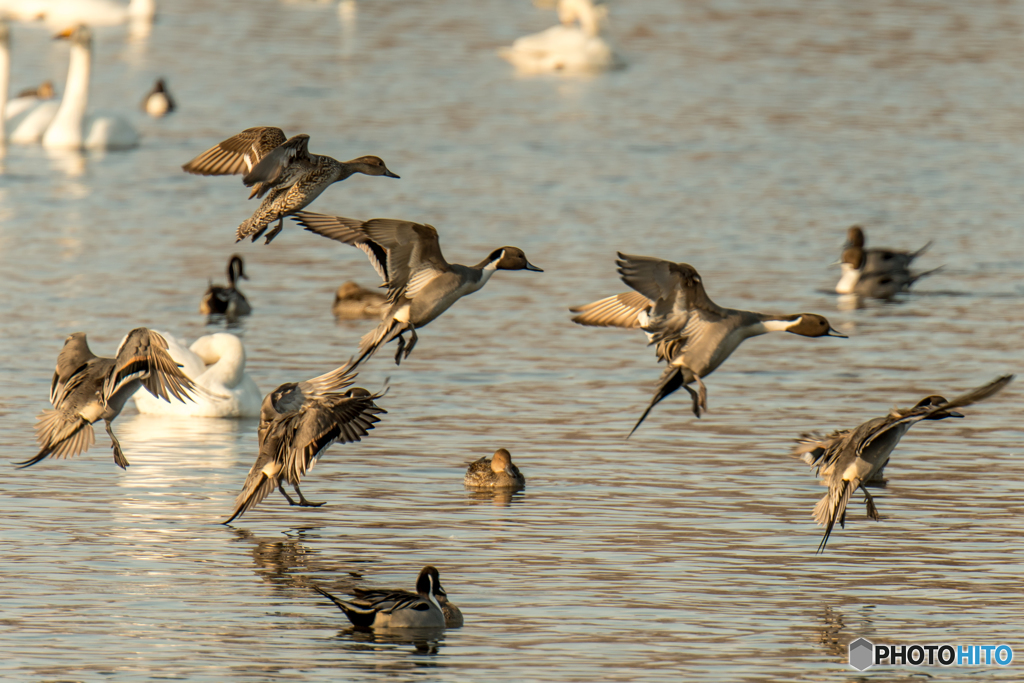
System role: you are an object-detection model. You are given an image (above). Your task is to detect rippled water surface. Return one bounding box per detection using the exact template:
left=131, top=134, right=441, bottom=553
left=2, top=0, right=1023, bottom=680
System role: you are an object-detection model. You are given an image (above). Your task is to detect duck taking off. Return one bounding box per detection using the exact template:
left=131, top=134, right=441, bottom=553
left=200, top=254, right=251, bottom=319
left=223, top=366, right=385, bottom=524
left=293, top=211, right=543, bottom=371
left=795, top=375, right=1013, bottom=553
left=312, top=566, right=449, bottom=630
left=571, top=253, right=846, bottom=436
left=181, top=126, right=399, bottom=244
left=19, top=328, right=197, bottom=470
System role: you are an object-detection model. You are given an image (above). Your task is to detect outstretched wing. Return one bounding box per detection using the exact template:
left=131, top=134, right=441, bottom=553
left=280, top=390, right=387, bottom=483
left=242, top=134, right=313, bottom=197
left=50, top=332, right=97, bottom=407
left=182, top=126, right=288, bottom=176
left=570, top=291, right=651, bottom=329
left=105, top=329, right=197, bottom=405
left=294, top=212, right=448, bottom=301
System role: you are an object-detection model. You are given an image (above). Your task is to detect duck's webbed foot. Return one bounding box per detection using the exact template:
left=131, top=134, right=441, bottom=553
left=278, top=483, right=298, bottom=506
left=862, top=487, right=881, bottom=521
left=292, top=484, right=324, bottom=508
left=402, top=327, right=418, bottom=360
left=684, top=385, right=701, bottom=419
left=694, top=375, right=708, bottom=415
left=105, top=420, right=130, bottom=469
left=262, top=217, right=284, bottom=244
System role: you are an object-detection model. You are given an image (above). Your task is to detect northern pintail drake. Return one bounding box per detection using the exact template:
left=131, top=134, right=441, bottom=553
left=333, top=280, right=387, bottom=320
left=40, top=25, right=139, bottom=150
left=141, top=77, right=174, bottom=118
left=294, top=211, right=543, bottom=369
left=464, top=448, right=526, bottom=489
left=132, top=332, right=261, bottom=418
left=223, top=366, right=385, bottom=523
left=796, top=374, right=1013, bottom=553
left=313, top=566, right=448, bottom=630
left=200, top=255, right=252, bottom=319
left=181, top=126, right=399, bottom=244
left=571, top=253, right=846, bottom=436
left=19, top=328, right=197, bottom=470
left=836, top=226, right=939, bottom=298
left=351, top=582, right=463, bottom=628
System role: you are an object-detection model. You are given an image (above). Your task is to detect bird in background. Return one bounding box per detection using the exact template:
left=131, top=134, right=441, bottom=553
left=200, top=254, right=251, bottom=319
left=294, top=211, right=543, bottom=371
left=571, top=253, right=846, bottom=436
left=141, top=77, right=175, bottom=118
left=19, top=328, right=197, bottom=470
left=224, top=366, right=386, bottom=524
left=312, top=566, right=449, bottom=630
left=182, top=126, right=398, bottom=244
left=797, top=374, right=1014, bottom=553
left=835, top=225, right=941, bottom=298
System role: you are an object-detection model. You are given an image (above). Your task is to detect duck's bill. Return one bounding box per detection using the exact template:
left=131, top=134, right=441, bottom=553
left=524, top=262, right=543, bottom=272
left=383, top=170, right=401, bottom=178
left=826, top=327, right=848, bottom=338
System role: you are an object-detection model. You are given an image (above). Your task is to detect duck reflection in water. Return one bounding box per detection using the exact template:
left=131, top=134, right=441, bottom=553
left=229, top=526, right=364, bottom=592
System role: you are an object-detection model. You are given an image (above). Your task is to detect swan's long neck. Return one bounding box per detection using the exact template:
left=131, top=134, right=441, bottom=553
left=44, top=38, right=91, bottom=149
left=190, top=335, right=246, bottom=388
left=0, top=25, right=10, bottom=141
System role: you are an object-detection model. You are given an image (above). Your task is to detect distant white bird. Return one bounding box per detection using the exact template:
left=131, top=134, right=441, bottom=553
left=42, top=25, right=139, bottom=151
left=132, top=332, right=261, bottom=418
left=500, top=0, right=621, bottom=74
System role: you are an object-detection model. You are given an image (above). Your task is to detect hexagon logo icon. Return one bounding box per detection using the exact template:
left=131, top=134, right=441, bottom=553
left=849, top=637, right=874, bottom=671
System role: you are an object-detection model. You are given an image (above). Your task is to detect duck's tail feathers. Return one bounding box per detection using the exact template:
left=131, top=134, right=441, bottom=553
left=313, top=586, right=376, bottom=628
left=628, top=366, right=685, bottom=438
left=224, top=457, right=280, bottom=524
left=909, top=240, right=932, bottom=262
left=236, top=216, right=269, bottom=243
left=348, top=319, right=411, bottom=372
left=17, top=411, right=95, bottom=468
left=907, top=265, right=943, bottom=288
left=815, top=479, right=855, bottom=554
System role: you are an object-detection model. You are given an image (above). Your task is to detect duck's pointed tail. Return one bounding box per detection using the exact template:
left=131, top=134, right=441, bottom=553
left=815, top=479, right=855, bottom=554
left=224, top=456, right=280, bottom=524
left=628, top=366, right=685, bottom=438
left=312, top=586, right=377, bottom=628
left=17, top=410, right=96, bottom=469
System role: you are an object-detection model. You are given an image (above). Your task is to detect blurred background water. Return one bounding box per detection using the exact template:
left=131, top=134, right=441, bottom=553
left=0, top=0, right=1022, bottom=680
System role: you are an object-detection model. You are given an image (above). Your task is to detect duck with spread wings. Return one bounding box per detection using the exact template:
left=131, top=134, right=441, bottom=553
left=293, top=211, right=543, bottom=371
left=571, top=253, right=846, bottom=436
left=182, top=126, right=399, bottom=244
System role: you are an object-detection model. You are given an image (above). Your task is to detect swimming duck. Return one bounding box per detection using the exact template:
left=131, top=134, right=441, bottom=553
left=571, top=253, right=846, bottom=436
left=332, top=281, right=387, bottom=320
left=141, top=77, right=174, bottom=118
left=39, top=25, right=139, bottom=150
left=464, top=448, right=526, bottom=489
left=293, top=211, right=543, bottom=369
left=835, top=226, right=939, bottom=298
left=223, top=366, right=385, bottom=523
left=132, top=332, right=261, bottom=418
left=200, top=255, right=252, bottom=319
left=500, top=0, right=620, bottom=74
left=181, top=126, right=399, bottom=244
left=351, top=583, right=463, bottom=628
left=0, top=19, right=59, bottom=143
left=18, top=328, right=197, bottom=470
left=313, top=566, right=448, bottom=630
left=797, top=374, right=1013, bottom=553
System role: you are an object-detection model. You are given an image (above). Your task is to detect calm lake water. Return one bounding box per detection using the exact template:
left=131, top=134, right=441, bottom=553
left=1, top=0, right=1022, bottom=680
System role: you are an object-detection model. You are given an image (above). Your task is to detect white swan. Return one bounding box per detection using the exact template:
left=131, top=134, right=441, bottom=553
left=41, top=24, right=139, bottom=150
left=500, top=0, right=621, bottom=74
left=133, top=332, right=262, bottom=418
left=41, top=0, right=155, bottom=27
left=0, top=19, right=60, bottom=143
